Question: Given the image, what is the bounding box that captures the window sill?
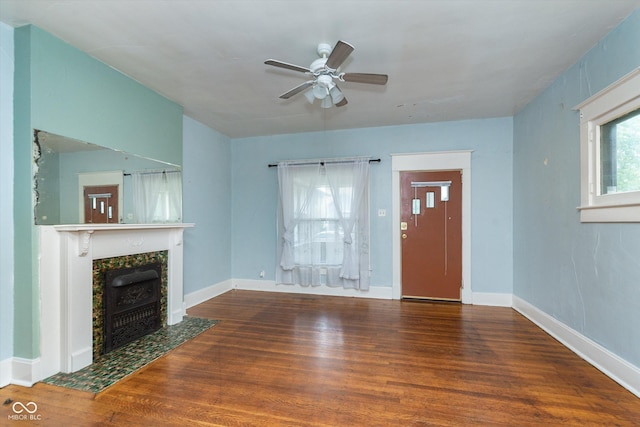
[577,203,640,223]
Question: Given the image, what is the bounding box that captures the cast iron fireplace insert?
[103,263,162,354]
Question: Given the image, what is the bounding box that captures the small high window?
[576,68,640,222]
[600,108,640,196]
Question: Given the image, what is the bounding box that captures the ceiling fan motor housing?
[310,57,328,73]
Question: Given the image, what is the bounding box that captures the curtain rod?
[123,170,181,176]
[268,158,381,168]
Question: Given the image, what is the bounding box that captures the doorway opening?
[78,171,123,223]
[83,185,118,223]
[391,151,472,303]
[400,170,462,300]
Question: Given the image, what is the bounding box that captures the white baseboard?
[70,347,92,374]
[10,357,41,387]
[1,357,11,388]
[170,307,187,325]
[184,279,234,309]
[512,296,640,398]
[193,281,509,305]
[234,279,394,299]
[472,292,513,307]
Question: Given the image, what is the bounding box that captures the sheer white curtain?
[276,158,370,290]
[324,159,370,284]
[132,171,182,223]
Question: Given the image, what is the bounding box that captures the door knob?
[402,233,407,239]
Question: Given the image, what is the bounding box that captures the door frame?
[391,151,472,303]
[78,171,123,223]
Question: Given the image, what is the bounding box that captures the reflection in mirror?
[33,130,182,225]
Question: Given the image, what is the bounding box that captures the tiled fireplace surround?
[92,251,168,359]
[38,223,193,382]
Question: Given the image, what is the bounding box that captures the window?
[294,182,348,267]
[600,108,640,195]
[576,67,640,222]
[131,171,182,223]
[276,159,370,290]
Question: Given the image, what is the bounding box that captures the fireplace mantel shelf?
[53,223,195,232]
[49,223,194,257]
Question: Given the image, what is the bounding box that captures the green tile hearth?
[42,316,218,394]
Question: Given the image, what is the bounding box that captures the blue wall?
[231,118,514,294]
[513,10,640,367]
[27,26,183,164]
[182,116,232,294]
[12,25,183,359]
[0,22,15,367]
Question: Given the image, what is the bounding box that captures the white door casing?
[391,151,472,302]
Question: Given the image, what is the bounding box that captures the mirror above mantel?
[33,130,182,225]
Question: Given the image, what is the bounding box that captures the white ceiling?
[1,1,639,138]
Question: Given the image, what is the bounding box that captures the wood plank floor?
[2,290,639,426]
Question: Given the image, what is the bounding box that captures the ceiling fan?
[265,40,388,108]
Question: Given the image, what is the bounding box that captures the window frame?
[575,67,640,222]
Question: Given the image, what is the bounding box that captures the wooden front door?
[400,170,462,300]
[83,185,118,223]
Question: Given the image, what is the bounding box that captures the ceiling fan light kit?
[329,86,345,105]
[265,40,388,109]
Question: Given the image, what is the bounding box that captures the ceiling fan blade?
[325,40,354,70]
[265,59,311,73]
[330,84,348,107]
[342,73,388,85]
[279,81,315,99]
[335,96,348,107]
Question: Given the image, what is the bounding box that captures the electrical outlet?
[378,209,386,217]
[259,270,265,278]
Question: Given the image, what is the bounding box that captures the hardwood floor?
[2,290,638,426]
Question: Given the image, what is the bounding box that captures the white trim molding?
[194,283,508,307]
[184,279,234,309]
[77,171,124,224]
[472,292,513,307]
[10,357,41,388]
[575,67,640,222]
[391,151,473,302]
[234,279,394,300]
[513,296,640,398]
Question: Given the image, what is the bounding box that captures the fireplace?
[103,262,162,354]
[38,223,193,382]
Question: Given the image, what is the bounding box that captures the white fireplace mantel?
[38,223,194,380]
